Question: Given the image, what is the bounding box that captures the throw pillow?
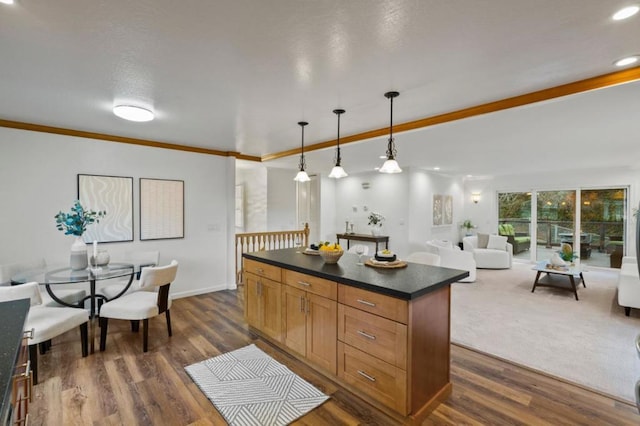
[487,235,508,250]
[477,233,490,248]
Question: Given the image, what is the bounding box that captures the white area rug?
[451,262,640,403]
[185,344,329,425]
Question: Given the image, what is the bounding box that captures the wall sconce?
[471,193,481,204]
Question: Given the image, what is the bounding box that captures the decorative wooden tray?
[365,259,407,269]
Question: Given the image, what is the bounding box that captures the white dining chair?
[99,260,178,353]
[99,250,160,300]
[0,282,89,384]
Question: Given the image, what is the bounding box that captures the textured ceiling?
[1,1,639,176]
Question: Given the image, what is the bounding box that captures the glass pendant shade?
[329,108,348,178]
[294,170,311,182]
[379,158,402,173]
[380,91,402,174]
[293,121,310,182]
[328,165,348,178]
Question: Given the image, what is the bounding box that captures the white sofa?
[425,240,476,282]
[462,235,513,269]
[618,256,640,317]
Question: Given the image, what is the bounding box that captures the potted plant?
[367,212,385,236]
[55,200,106,270]
[461,219,475,236]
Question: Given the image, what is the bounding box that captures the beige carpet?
[451,262,640,403]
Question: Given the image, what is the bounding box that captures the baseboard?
[172,284,230,299]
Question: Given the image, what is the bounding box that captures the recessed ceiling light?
[374,167,380,170]
[0,0,15,4]
[466,174,473,178]
[434,167,440,171]
[113,105,154,122]
[612,5,639,20]
[379,155,387,159]
[614,55,639,67]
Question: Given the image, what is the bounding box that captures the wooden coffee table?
[531,261,586,301]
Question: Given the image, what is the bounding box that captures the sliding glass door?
[536,190,576,263]
[499,187,627,268]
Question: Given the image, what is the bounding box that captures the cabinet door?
[244,273,261,329]
[283,285,307,356]
[260,277,282,342]
[306,293,337,374]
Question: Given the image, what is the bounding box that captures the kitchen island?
[242,248,468,424]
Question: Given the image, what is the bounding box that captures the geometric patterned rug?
[185,344,329,425]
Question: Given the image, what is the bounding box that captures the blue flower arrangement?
[54,200,106,236]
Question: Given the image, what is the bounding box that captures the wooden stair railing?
[235,223,309,285]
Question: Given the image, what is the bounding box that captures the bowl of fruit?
[318,243,344,264]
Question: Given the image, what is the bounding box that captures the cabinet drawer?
[338,304,407,369]
[337,342,407,415]
[284,270,337,300]
[338,285,408,324]
[243,259,282,282]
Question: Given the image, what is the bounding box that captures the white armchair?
[462,235,513,269]
[618,259,640,316]
[425,240,476,282]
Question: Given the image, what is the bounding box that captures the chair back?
[406,252,441,266]
[347,245,369,256]
[0,258,46,286]
[0,281,43,306]
[138,260,178,291]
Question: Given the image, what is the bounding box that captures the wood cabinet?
[244,271,283,342]
[337,286,409,414]
[10,331,32,425]
[282,270,337,374]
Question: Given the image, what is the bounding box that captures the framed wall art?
[433,194,443,226]
[140,178,184,240]
[78,174,134,243]
[433,194,453,226]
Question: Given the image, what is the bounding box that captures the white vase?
[70,236,88,270]
[550,252,566,267]
[371,226,382,236]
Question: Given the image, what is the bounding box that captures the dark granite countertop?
[243,248,468,300]
[0,299,29,423]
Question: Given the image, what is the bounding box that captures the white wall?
[267,168,297,231]
[463,167,640,257]
[236,162,267,232]
[0,127,232,297]
[330,169,464,257]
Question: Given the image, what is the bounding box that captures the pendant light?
[328,109,348,179]
[293,121,311,182]
[379,91,402,173]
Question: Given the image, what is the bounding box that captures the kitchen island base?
[243,249,466,424]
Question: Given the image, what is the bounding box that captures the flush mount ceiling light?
[328,109,348,179]
[293,121,311,182]
[614,55,639,67]
[113,105,154,122]
[612,5,639,20]
[379,91,402,174]
[0,0,15,4]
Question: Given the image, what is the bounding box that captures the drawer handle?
[357,330,376,340]
[297,281,311,287]
[357,370,376,382]
[24,328,35,339]
[357,299,376,307]
[256,268,264,274]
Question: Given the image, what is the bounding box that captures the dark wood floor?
[29,289,640,425]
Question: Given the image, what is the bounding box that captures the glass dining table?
[12,262,145,353]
